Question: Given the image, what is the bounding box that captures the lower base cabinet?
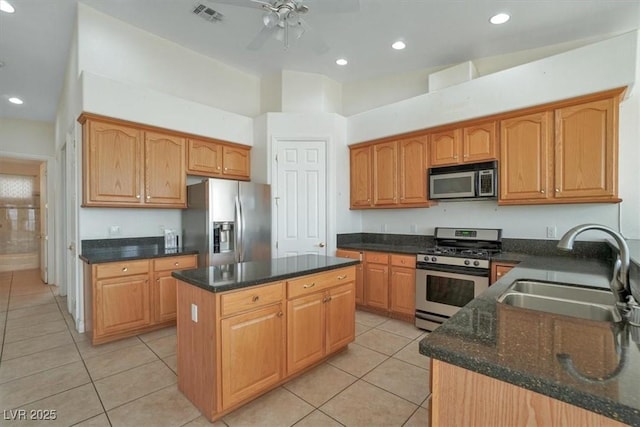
[95,274,151,335]
[177,266,356,422]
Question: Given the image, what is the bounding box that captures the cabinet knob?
[224,167,228,171]
[497,272,503,276]
[555,188,560,193]
[303,282,316,289]
[122,267,128,272]
[337,275,347,280]
[136,194,141,199]
[277,311,284,317]
[454,155,458,159]
[540,189,545,194]
[217,166,221,170]
[463,154,468,158]
[252,295,260,302]
[156,278,160,283]
[174,262,179,266]
[146,195,151,199]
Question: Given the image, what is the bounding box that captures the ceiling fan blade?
[247,25,276,50]
[299,18,329,54]
[305,0,359,13]
[207,0,270,10]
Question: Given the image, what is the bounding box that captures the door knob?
[319,242,325,248]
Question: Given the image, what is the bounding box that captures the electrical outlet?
[546,226,557,238]
[191,304,198,323]
[108,225,121,236]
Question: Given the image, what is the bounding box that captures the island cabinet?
[429,121,497,167]
[187,138,251,181]
[84,254,197,345]
[176,266,356,422]
[499,89,622,205]
[349,135,430,209]
[431,360,626,427]
[80,115,187,208]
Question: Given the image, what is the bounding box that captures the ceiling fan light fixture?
[336,58,348,66]
[392,40,406,50]
[0,0,15,13]
[489,13,510,25]
[263,11,280,28]
[8,97,23,105]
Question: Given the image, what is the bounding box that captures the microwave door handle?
[474,173,480,197]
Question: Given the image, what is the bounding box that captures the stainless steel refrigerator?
[182,179,271,267]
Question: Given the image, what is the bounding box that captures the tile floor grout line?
[358,376,426,408]
[313,407,348,427]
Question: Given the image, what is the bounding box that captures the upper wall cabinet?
[499,90,621,205]
[187,138,251,181]
[81,115,186,208]
[430,121,497,167]
[350,135,430,209]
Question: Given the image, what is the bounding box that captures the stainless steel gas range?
[415,227,502,331]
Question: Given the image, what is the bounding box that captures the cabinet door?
[221,304,284,409]
[145,131,187,207]
[390,266,415,316]
[154,271,177,323]
[287,292,326,374]
[365,262,389,310]
[555,98,617,199]
[222,145,250,179]
[350,146,372,207]
[85,120,143,205]
[463,121,497,163]
[499,112,553,202]
[490,262,517,284]
[372,141,398,206]
[398,136,428,204]
[430,129,462,166]
[326,283,356,354]
[187,138,222,176]
[95,274,150,336]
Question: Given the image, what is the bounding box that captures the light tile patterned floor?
[0,269,431,426]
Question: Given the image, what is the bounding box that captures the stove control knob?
[473,261,480,266]
[464,260,470,266]
[431,257,437,262]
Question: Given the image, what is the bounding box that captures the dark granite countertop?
[172,255,360,293]
[419,255,640,425]
[79,236,198,264]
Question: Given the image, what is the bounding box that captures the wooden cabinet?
[177,267,356,422]
[81,115,186,208]
[430,122,497,167]
[85,254,197,344]
[372,141,398,206]
[335,249,364,305]
[221,303,285,408]
[187,138,251,181]
[364,252,389,310]
[350,136,429,209]
[499,90,621,205]
[490,261,518,284]
[389,255,416,317]
[152,255,198,323]
[286,268,356,374]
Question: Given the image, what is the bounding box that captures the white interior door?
[39,162,48,283]
[65,134,78,320]
[275,139,327,257]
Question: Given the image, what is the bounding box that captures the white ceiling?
[1,0,640,123]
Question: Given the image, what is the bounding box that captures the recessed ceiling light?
[0,0,15,14]
[8,97,23,105]
[336,58,348,66]
[392,41,406,50]
[490,13,510,25]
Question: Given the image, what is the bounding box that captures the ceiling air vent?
[192,3,223,22]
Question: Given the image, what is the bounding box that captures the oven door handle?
[417,263,489,277]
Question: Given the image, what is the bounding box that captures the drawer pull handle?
[303,283,316,289]
[252,295,260,302]
[337,275,347,280]
[122,267,128,272]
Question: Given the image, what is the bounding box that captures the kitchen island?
[420,255,640,426]
[172,255,359,422]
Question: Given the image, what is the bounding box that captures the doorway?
[273,139,328,257]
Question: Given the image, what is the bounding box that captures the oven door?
[415,266,489,318]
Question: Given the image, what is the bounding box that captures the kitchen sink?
[497,279,621,322]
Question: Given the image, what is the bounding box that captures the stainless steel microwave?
[428,161,497,201]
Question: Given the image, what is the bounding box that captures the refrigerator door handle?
[235,195,244,262]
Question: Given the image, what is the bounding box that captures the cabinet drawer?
[221,282,284,317]
[287,267,354,299]
[390,254,416,268]
[95,260,149,279]
[335,249,362,261]
[154,255,197,272]
[364,252,389,264]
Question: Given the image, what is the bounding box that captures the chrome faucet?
[557,223,630,308]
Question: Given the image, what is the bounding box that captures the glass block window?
[0,174,34,199]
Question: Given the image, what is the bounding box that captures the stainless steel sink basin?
[497,279,621,322]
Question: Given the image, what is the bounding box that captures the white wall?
[281,71,342,114]
[0,118,55,156]
[347,31,640,240]
[77,4,261,118]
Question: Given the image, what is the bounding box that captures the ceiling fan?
[209,0,359,53]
